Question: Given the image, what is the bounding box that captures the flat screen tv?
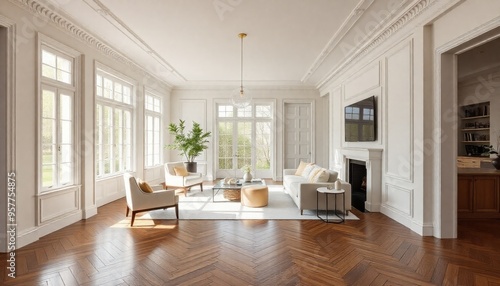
[344,96,376,142]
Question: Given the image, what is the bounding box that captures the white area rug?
[144,185,359,220]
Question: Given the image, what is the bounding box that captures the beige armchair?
[164,162,203,196]
[123,173,179,226]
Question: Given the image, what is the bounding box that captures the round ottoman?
[241,185,268,207]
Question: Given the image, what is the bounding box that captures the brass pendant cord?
[239,33,246,93]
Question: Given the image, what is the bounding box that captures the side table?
[316,187,345,223]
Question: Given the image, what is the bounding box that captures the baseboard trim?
[381,204,433,236]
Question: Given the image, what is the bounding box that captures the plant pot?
[492,156,500,170]
[185,162,197,173]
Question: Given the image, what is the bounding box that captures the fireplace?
[349,159,367,212]
[341,148,382,212]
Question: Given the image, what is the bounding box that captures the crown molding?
[8,0,173,90]
[316,0,438,90]
[82,0,186,82]
[174,80,317,91]
[301,0,375,83]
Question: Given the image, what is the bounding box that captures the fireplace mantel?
[341,148,383,212]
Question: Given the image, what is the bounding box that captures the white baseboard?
[380,204,433,236]
[17,210,83,249]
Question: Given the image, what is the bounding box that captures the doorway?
[283,102,314,169]
[438,25,500,238]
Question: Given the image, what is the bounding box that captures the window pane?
[42,90,55,118]
[256,105,271,118]
[123,86,131,104]
[237,106,252,117]
[61,121,72,144]
[42,119,56,145]
[103,78,113,98]
[114,82,122,102]
[59,163,72,185]
[42,165,55,187]
[58,71,71,84]
[42,50,56,66]
[57,57,71,73]
[60,145,72,163]
[60,94,72,120]
[256,122,271,169]
[42,64,56,80]
[218,105,233,117]
[42,145,55,164]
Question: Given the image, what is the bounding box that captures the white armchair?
[123,173,179,226]
[164,162,203,196]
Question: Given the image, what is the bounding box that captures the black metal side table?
[316,187,345,223]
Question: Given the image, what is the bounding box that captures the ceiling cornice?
[173,80,317,90]
[316,0,438,90]
[82,0,186,82]
[301,0,375,83]
[8,0,173,90]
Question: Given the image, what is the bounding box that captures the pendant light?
[231,33,252,108]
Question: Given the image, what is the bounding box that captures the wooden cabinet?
[457,174,500,218]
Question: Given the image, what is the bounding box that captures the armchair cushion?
[137,179,154,193]
[174,166,189,176]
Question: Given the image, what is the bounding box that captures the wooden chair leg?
[175,204,179,219]
[126,206,130,217]
[200,183,203,192]
[131,211,137,226]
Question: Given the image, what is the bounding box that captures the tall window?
[216,102,273,178]
[40,44,77,191]
[144,92,162,167]
[95,69,133,178]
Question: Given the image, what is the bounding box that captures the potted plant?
[166,119,211,172]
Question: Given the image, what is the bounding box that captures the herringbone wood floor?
[2,189,500,285]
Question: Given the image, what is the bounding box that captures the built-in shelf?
[462,128,490,131]
[459,102,490,156]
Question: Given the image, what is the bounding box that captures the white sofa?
[283,167,352,215]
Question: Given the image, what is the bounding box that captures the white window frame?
[95,64,135,179]
[144,90,163,168]
[37,34,80,193]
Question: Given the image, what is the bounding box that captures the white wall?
[0,0,170,250]
[321,0,500,238]
[170,87,324,181]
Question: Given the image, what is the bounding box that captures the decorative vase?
[492,156,500,170]
[243,172,252,182]
[334,180,342,190]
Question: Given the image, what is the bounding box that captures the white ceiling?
[46,0,412,88]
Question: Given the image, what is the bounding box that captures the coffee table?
[212,179,266,202]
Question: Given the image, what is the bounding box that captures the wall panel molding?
[384,40,414,182]
[383,183,413,217]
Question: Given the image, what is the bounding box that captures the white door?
[284,103,312,168]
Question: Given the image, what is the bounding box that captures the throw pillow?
[295,161,310,176]
[311,169,330,183]
[307,166,322,182]
[138,180,153,193]
[174,166,189,176]
[301,163,316,178]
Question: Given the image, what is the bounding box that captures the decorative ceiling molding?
[8,0,173,90]
[317,0,438,90]
[301,0,375,83]
[82,0,186,82]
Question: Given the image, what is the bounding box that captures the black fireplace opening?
[349,159,367,212]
